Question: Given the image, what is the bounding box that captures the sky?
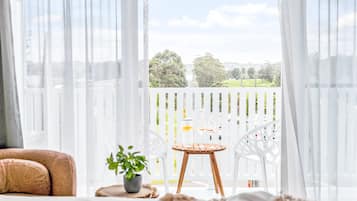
[149,0,282,64]
[21,0,283,64]
[19,0,357,64]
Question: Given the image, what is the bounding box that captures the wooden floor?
[155,186,267,200]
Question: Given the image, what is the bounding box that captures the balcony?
[22,84,281,187]
[149,87,281,185]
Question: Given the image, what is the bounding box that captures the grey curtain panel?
[0,0,23,148]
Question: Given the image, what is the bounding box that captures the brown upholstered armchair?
[0,149,76,196]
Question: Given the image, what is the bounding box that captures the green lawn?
[222,79,276,87]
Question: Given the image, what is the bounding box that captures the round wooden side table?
[172,144,226,196]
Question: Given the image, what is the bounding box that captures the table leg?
[177,152,189,193]
[210,153,224,196]
[210,157,219,194]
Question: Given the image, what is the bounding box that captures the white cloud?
[217,4,278,16]
[149,31,281,63]
[156,3,281,63]
[168,16,201,27]
[167,3,278,29]
[204,9,252,28]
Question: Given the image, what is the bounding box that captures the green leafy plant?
[106,145,150,181]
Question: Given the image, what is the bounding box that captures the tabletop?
[172,144,226,154]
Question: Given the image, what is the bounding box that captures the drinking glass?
[181,118,193,147]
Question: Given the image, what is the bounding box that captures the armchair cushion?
[0,159,51,195]
[0,149,76,196]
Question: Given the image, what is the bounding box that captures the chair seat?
[240,153,279,164]
[0,159,51,195]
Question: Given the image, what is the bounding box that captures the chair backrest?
[148,130,168,158]
[234,120,280,162]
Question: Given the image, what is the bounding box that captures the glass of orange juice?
[181,118,194,147]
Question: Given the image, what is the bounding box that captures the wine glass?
[196,109,206,144]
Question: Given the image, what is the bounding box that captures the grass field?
[222,79,276,87]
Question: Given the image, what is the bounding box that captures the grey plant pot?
[123,174,142,193]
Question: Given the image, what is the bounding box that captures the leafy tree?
[193,53,226,87]
[241,68,246,79]
[149,50,187,87]
[258,68,265,80]
[226,70,233,79]
[273,65,281,86]
[247,67,255,79]
[258,64,274,82]
[275,71,281,86]
[231,68,241,80]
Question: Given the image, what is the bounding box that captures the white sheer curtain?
[15,0,148,195]
[280,0,357,200]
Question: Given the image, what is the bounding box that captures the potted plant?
[106,145,150,193]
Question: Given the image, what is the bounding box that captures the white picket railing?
[149,88,281,183]
[23,86,281,184]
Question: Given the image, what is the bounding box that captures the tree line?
[149,49,280,88]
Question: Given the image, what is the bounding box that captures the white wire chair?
[232,120,280,194]
[149,130,169,193]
